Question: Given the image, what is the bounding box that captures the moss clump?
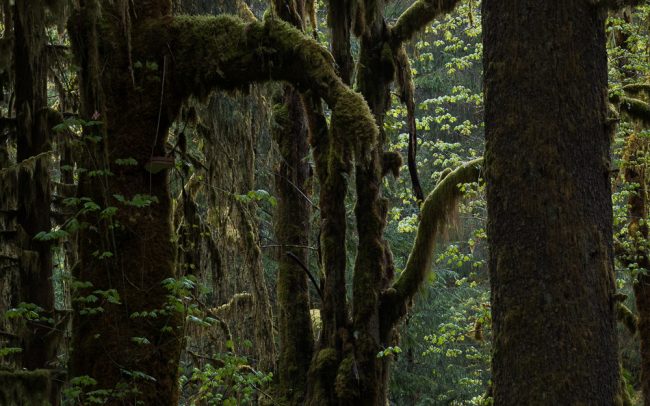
[335,355,359,400]
[330,87,378,163]
[313,348,337,371]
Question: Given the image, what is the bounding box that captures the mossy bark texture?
[271,2,315,403]
[484,1,619,404]
[13,0,57,372]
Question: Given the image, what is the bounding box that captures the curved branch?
[381,158,483,329]
[136,15,378,162]
[391,0,463,45]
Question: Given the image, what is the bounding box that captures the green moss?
[620,96,650,122]
[330,87,378,163]
[313,348,337,371]
[390,159,483,325]
[335,355,359,399]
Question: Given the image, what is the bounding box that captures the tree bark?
[483,1,619,404]
[13,0,57,371]
[69,2,182,403]
[270,2,315,402]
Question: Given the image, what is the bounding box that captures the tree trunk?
[13,0,58,371]
[273,86,314,403]
[483,1,619,404]
[69,1,183,403]
[270,2,316,403]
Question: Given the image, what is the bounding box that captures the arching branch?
[136,15,378,163]
[381,158,483,330]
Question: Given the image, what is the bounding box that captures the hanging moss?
[381,151,402,178]
[379,42,396,82]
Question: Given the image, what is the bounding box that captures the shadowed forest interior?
[1,0,650,405]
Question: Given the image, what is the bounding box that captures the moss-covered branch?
[382,158,483,328]
[620,96,650,122]
[390,0,463,45]
[136,15,377,162]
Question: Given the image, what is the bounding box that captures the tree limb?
[137,15,378,163]
[381,158,483,330]
[391,0,463,45]
[620,96,650,122]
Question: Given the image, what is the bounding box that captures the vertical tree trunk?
[69,1,183,403]
[270,2,315,403]
[483,2,619,404]
[13,0,57,371]
[200,92,276,371]
[273,87,314,403]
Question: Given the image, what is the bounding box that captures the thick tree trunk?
[483,1,619,404]
[69,2,182,403]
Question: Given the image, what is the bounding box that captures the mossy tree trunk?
[69,1,183,403]
[304,1,474,404]
[270,3,316,399]
[173,0,277,375]
[483,1,619,403]
[196,93,276,370]
[273,85,315,403]
[13,0,58,371]
[625,133,650,406]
